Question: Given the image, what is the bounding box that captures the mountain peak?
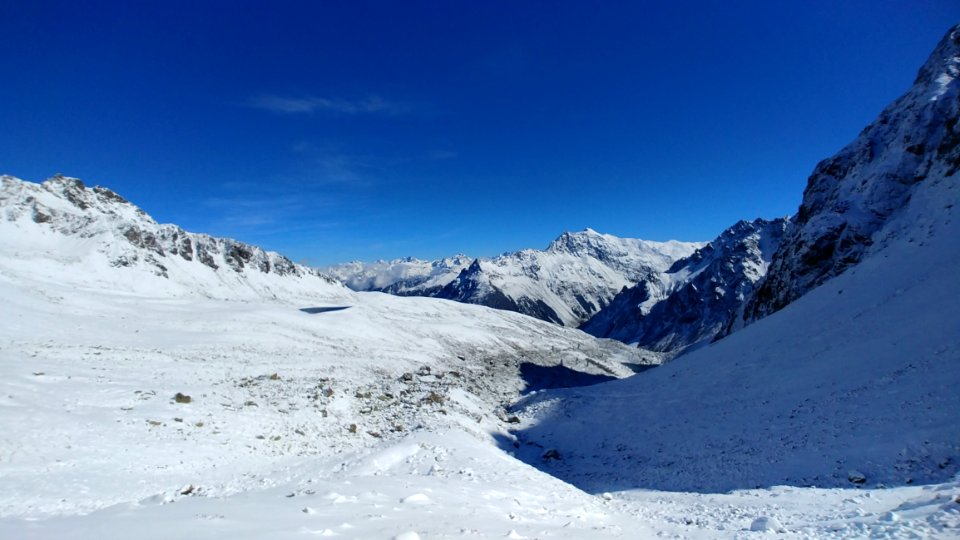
[913,24,960,99]
[742,23,960,325]
[546,228,608,254]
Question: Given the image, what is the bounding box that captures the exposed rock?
[583,218,788,354]
[740,25,960,327]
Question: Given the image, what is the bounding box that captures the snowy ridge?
[333,228,703,327]
[0,174,348,302]
[436,230,702,327]
[513,156,960,493]
[741,24,960,326]
[328,229,702,328]
[324,254,473,296]
[582,218,788,353]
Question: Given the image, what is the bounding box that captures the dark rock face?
[577,284,653,344]
[740,24,960,326]
[582,218,788,354]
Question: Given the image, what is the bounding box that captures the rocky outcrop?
[0,174,341,298]
[739,24,960,326]
[432,230,701,327]
[582,218,788,353]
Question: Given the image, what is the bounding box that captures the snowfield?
[2,272,958,539]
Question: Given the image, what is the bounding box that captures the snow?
[326,228,704,328]
[2,174,958,539]
[506,132,960,534]
[324,255,473,294]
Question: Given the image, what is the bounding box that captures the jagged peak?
[913,24,960,99]
[546,228,611,253]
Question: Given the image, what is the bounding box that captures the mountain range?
[327,218,794,355]
[1,22,958,540]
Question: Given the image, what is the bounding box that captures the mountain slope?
[332,229,702,327]
[0,174,348,302]
[582,217,788,353]
[511,24,960,493]
[324,254,473,296]
[740,24,960,326]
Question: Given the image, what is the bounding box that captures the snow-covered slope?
[327,230,701,328]
[323,254,473,296]
[510,25,960,498]
[0,174,348,302]
[433,229,702,326]
[740,24,960,327]
[583,218,788,353]
[0,174,649,521]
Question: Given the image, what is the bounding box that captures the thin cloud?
[248,94,413,116]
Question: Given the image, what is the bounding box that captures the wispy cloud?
[202,193,331,230]
[248,94,413,116]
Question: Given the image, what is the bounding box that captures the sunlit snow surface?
[1,277,957,539]
[1,181,958,538]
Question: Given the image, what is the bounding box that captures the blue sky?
[1,1,958,266]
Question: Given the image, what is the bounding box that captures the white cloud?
[248,94,412,115]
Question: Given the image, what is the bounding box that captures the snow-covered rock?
[326,229,702,327]
[583,218,788,353]
[749,516,784,533]
[324,254,473,296]
[0,174,347,302]
[739,24,960,327]
[510,24,960,494]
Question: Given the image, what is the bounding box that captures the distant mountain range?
[325,230,705,330]
[582,217,789,352]
[325,24,960,358]
[325,220,793,355]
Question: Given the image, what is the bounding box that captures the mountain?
[324,254,473,296]
[510,24,960,496]
[582,217,788,353]
[0,174,348,302]
[436,230,702,326]
[328,229,702,327]
[737,24,960,328]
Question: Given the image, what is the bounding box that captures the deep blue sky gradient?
[2,1,958,265]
